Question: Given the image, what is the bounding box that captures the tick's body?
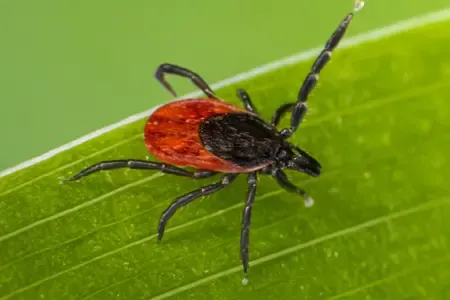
[65,3,364,283]
[145,98,279,173]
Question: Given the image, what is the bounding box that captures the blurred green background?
[1,0,449,171]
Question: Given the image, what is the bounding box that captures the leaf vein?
[0,189,285,299]
[327,255,450,300]
[77,203,300,300]
[147,197,450,300]
[0,134,142,198]
[0,173,163,243]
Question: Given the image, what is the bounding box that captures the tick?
[65,1,364,283]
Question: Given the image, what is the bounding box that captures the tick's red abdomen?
[144,98,256,173]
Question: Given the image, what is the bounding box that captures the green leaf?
[1,19,450,300]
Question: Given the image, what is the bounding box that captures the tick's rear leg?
[155,63,218,99]
[236,89,259,115]
[63,159,217,182]
[157,173,239,241]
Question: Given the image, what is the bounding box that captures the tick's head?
[275,143,321,177]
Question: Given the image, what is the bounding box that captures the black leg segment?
[157,173,239,241]
[240,172,257,277]
[272,168,314,207]
[236,89,259,115]
[64,159,217,182]
[280,4,362,138]
[271,103,294,127]
[154,63,218,99]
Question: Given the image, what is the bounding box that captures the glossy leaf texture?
[1,20,450,300]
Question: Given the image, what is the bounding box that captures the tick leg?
[280,3,363,138]
[271,103,294,127]
[158,173,239,241]
[236,89,259,115]
[271,167,314,207]
[154,63,218,99]
[240,172,257,278]
[63,159,217,182]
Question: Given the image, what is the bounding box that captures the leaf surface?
[1,19,450,300]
